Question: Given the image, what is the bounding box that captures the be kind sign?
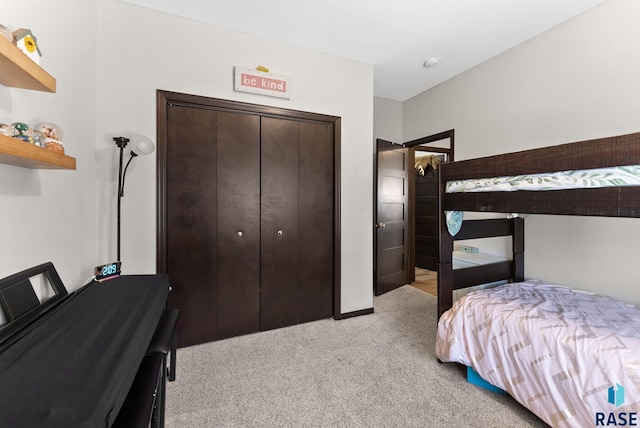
[234,66,291,99]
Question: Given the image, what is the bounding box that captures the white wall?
[96,0,374,313]
[373,97,403,144]
[403,0,640,304]
[1,0,98,290]
[0,0,374,314]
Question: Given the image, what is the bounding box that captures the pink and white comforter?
[436,280,640,427]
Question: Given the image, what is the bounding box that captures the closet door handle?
[277,230,283,236]
[376,223,386,229]
[237,231,244,237]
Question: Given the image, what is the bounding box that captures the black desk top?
[0,274,170,428]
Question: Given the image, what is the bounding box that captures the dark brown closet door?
[260,117,334,330]
[216,111,261,339]
[166,106,261,346]
[298,121,334,323]
[166,105,218,347]
[260,117,300,330]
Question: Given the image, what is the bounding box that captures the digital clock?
[94,261,121,281]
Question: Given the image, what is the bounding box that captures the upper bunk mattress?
[445,165,640,193]
[436,280,640,427]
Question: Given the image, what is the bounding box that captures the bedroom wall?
[374,97,403,144]
[402,0,640,304]
[96,0,375,314]
[1,0,98,290]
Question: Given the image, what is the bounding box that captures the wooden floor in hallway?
[410,268,437,296]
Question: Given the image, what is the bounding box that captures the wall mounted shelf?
[0,36,56,92]
[0,135,75,169]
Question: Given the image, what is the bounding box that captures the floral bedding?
[444,165,640,235]
[446,165,640,193]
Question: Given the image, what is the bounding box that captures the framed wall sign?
[234,66,291,99]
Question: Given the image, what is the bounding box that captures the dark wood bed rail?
[439,132,640,217]
[437,218,524,318]
[442,186,640,217]
[440,132,640,181]
[436,131,640,318]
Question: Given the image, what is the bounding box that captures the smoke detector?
[423,57,439,68]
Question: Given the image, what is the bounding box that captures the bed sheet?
[452,250,507,268]
[436,280,640,427]
[445,165,640,193]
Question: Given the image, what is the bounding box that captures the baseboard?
[334,307,374,320]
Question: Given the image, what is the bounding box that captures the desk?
[0,274,170,428]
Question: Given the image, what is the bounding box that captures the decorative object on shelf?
[0,133,76,169]
[11,122,33,143]
[32,129,45,147]
[34,122,64,153]
[0,24,11,42]
[0,30,56,92]
[113,135,155,262]
[12,28,41,64]
[0,123,11,137]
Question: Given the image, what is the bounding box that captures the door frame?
[404,130,455,283]
[373,130,454,289]
[155,90,343,318]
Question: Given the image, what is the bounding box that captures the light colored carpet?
[165,285,547,427]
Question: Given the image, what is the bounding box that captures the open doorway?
[404,130,454,297]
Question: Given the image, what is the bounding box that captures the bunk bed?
[434,132,640,427]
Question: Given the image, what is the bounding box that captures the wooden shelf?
[0,134,75,169]
[0,36,56,92]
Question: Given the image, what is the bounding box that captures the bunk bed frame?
[437,131,640,318]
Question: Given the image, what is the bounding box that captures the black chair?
[112,353,165,428]
[147,309,180,381]
[113,308,179,428]
[146,308,180,428]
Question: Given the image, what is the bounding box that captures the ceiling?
[123,0,608,101]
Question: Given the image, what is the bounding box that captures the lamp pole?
[113,137,130,262]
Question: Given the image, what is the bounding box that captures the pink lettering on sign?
[241,73,287,93]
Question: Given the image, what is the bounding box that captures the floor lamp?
[114,136,155,262]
